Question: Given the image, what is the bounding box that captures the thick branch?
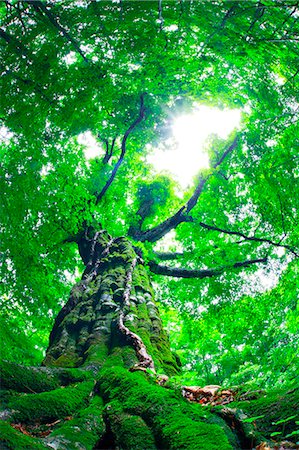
[148,256,267,279]
[131,137,238,242]
[154,251,185,261]
[26,0,89,63]
[199,222,299,258]
[186,137,238,214]
[95,95,146,204]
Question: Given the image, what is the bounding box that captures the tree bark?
[43,228,180,376]
[1,231,298,449]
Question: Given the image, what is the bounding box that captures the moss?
[9,381,94,424]
[103,346,139,370]
[50,353,81,368]
[82,337,109,367]
[0,359,59,393]
[228,387,299,439]
[54,367,93,385]
[0,421,46,449]
[106,400,157,450]
[205,411,241,449]
[0,389,19,410]
[133,266,153,294]
[150,333,181,376]
[158,416,232,450]
[98,367,233,450]
[45,396,105,450]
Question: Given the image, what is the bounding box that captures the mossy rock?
[0,421,46,449]
[8,381,94,424]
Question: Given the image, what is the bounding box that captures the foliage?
[0,0,298,391]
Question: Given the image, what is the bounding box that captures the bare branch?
[131,137,238,243]
[95,95,146,205]
[199,222,299,258]
[149,256,267,279]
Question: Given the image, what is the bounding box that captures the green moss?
[0,389,19,409]
[205,412,240,449]
[50,353,81,368]
[0,421,46,449]
[0,359,59,393]
[54,367,93,385]
[159,416,232,450]
[46,397,105,450]
[133,266,153,293]
[106,400,157,450]
[82,338,109,367]
[9,381,94,424]
[150,333,181,376]
[98,367,233,450]
[103,346,139,369]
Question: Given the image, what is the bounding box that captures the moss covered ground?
[1,358,298,449]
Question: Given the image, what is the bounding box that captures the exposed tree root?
[117,257,156,372]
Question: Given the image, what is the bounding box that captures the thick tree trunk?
[43,229,180,376]
[1,229,298,449]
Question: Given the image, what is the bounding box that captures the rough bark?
[1,359,298,450]
[1,230,297,450]
[43,229,180,376]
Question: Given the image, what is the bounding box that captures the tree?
[1,1,299,449]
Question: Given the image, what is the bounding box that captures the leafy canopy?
[0,1,298,386]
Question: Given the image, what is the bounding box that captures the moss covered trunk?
[1,229,298,449]
[43,229,180,375]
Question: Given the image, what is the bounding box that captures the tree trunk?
[43,229,180,376]
[1,229,298,449]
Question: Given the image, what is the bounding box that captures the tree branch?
[131,136,238,242]
[186,136,238,214]
[154,251,185,261]
[148,256,267,279]
[95,95,146,205]
[198,222,299,258]
[100,136,116,164]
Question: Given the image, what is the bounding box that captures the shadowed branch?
[148,256,267,279]
[198,222,299,258]
[26,0,89,63]
[95,95,146,205]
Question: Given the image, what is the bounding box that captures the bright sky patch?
[148,105,241,188]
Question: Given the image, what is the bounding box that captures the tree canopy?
[1,0,299,390]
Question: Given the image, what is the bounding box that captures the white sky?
[78,131,103,159]
[147,105,241,187]
[79,105,241,187]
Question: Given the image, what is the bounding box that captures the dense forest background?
[0,1,299,449]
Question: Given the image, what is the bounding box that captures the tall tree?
[1,1,298,449]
